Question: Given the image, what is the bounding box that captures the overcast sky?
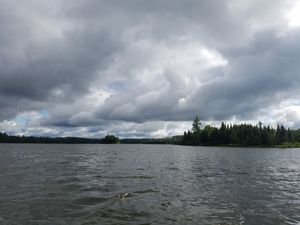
[1,0,300,138]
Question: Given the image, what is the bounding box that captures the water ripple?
[0,144,299,225]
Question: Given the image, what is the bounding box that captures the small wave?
[81,186,111,192]
[134,189,159,194]
[72,196,111,205]
[167,167,179,171]
[198,171,249,178]
[56,177,81,184]
[95,175,154,179]
[286,219,300,225]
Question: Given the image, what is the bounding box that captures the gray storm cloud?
[1,0,300,137]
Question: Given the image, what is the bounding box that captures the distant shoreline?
[0,139,299,148]
[0,132,171,145]
[2,117,300,148]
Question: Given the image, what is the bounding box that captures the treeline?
[181,116,300,147]
[2,118,300,147]
[0,133,122,144]
[0,132,102,143]
[0,130,184,144]
[121,136,182,144]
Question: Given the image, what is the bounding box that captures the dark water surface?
[0,144,300,225]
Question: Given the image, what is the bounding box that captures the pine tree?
[192,116,201,144]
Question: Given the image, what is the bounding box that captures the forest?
[181,116,300,147]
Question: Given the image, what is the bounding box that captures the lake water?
[0,144,299,225]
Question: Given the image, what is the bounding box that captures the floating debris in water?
[117,192,131,199]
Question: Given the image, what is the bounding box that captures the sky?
[1,0,300,138]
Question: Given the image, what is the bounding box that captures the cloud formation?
[1,0,300,137]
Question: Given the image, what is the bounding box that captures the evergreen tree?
[275,125,281,144]
[287,128,294,142]
[279,125,287,143]
[192,116,201,144]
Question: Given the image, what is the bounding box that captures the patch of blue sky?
[15,109,49,125]
[15,115,29,126]
[106,80,128,92]
[40,109,49,118]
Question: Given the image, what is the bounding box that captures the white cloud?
[287,1,300,27]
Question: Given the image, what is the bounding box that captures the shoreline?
[0,142,299,148]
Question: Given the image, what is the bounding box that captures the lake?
[0,144,299,225]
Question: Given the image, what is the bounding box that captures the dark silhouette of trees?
[0,132,120,144]
[101,134,120,144]
[182,116,298,147]
[192,116,201,144]
[287,128,294,142]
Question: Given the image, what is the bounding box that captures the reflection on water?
[0,144,300,225]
